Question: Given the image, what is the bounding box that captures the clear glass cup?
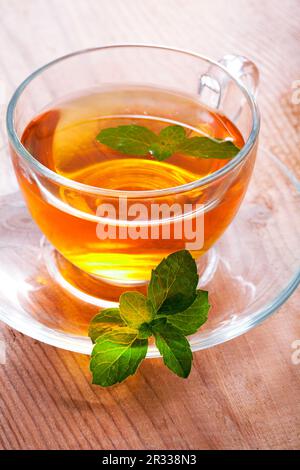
[6,45,260,298]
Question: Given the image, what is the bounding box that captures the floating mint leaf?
[158,124,187,143]
[96,125,156,156]
[148,142,173,161]
[152,323,192,378]
[88,308,124,343]
[90,327,147,386]
[148,250,198,315]
[96,123,239,161]
[119,291,154,328]
[167,290,210,336]
[149,125,187,161]
[178,136,239,159]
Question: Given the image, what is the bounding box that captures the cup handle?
[198,54,259,112]
[218,54,259,97]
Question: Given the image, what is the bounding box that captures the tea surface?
[18,86,250,286]
[22,86,244,191]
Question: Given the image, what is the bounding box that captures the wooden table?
[0,0,299,450]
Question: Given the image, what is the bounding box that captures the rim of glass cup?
[6,44,260,198]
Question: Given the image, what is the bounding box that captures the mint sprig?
[89,250,211,387]
[96,124,239,161]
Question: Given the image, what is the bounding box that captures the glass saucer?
[0,147,299,357]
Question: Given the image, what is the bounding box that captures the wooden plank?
[0,0,299,450]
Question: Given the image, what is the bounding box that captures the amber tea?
[16,86,251,285]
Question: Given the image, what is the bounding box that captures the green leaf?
[148,142,173,161]
[149,125,187,161]
[90,327,148,387]
[96,123,239,161]
[96,125,156,156]
[167,290,210,336]
[148,250,198,315]
[178,136,239,159]
[137,323,153,339]
[87,249,213,387]
[88,308,124,343]
[153,324,192,378]
[149,317,167,330]
[119,291,154,328]
[159,124,187,144]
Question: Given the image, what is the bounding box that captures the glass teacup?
[6,45,260,297]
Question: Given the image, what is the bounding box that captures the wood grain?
[0,0,299,450]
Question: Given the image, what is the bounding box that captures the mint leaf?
[149,125,187,161]
[178,136,238,159]
[88,250,211,387]
[96,125,156,155]
[159,124,187,144]
[137,323,153,339]
[148,142,173,161]
[148,250,198,315]
[88,308,124,343]
[149,317,167,330]
[167,290,210,336]
[96,123,239,161]
[153,324,192,378]
[90,327,147,386]
[119,291,154,328]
